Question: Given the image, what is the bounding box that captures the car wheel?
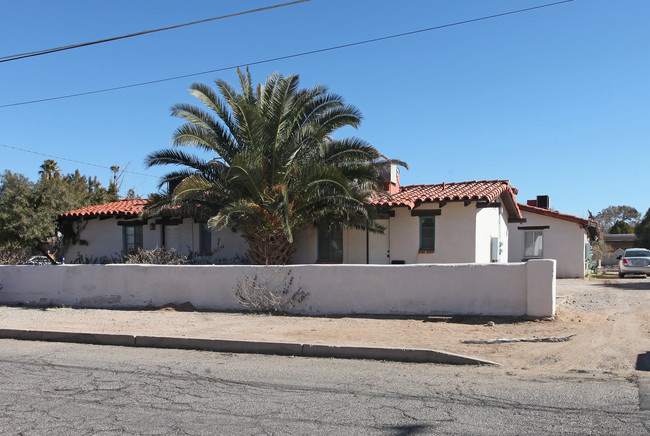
[619,273,625,278]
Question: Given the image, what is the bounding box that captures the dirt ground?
[1,276,648,375]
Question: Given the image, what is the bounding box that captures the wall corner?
[526,259,556,317]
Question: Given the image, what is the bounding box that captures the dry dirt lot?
[1,276,648,375]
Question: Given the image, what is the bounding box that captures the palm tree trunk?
[244,232,297,265]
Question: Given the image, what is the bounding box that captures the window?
[318,226,343,262]
[199,223,212,255]
[419,216,435,251]
[123,225,143,252]
[524,230,543,258]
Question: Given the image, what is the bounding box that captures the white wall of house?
[0,260,556,316]
[63,217,248,263]
[293,227,317,263]
[64,218,126,261]
[507,212,588,278]
[293,203,510,265]
[293,225,370,264]
[475,206,508,263]
[390,202,480,264]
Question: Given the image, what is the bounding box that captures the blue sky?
[1,0,648,219]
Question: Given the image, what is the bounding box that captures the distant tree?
[38,159,61,180]
[0,161,119,262]
[0,171,43,253]
[608,220,635,234]
[593,205,640,233]
[635,208,650,249]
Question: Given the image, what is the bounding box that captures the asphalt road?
[0,340,648,435]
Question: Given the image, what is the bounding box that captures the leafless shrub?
[123,247,186,265]
[233,268,308,314]
[70,245,249,265]
[70,252,123,264]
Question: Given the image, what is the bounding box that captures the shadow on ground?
[592,278,650,291]
[637,352,650,371]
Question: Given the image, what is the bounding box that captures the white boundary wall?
[0,260,556,317]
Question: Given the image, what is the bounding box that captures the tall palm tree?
[38,160,61,180]
[145,69,405,264]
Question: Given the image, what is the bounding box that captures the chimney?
[536,195,550,209]
[380,164,400,195]
[527,196,550,209]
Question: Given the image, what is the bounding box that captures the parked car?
[617,248,650,278]
[27,256,52,265]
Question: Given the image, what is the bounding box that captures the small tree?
[609,220,634,234]
[635,208,650,249]
[590,239,613,267]
[593,205,640,233]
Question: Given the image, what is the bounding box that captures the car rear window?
[625,250,650,258]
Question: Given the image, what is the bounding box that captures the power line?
[0,0,574,109]
[0,143,158,178]
[0,0,311,63]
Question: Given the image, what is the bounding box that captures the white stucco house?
[507,198,599,278]
[59,173,597,277]
[294,179,524,265]
[59,199,248,263]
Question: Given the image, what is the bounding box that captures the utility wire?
[0,0,311,63]
[0,143,158,178]
[0,0,574,108]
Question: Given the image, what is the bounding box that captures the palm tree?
[145,68,405,264]
[38,160,61,180]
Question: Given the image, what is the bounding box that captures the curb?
[0,328,498,366]
[639,377,650,411]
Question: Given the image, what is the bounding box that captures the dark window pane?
[420,217,435,250]
[199,223,211,254]
[318,226,343,261]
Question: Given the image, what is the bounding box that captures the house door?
[368,219,390,264]
[163,225,182,252]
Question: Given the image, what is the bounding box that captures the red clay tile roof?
[371,180,517,209]
[518,203,600,240]
[59,199,149,218]
[518,203,590,225]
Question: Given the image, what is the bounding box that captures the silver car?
[618,248,650,278]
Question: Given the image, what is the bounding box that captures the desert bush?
[70,245,249,265]
[70,252,122,264]
[122,247,186,265]
[0,248,31,265]
[233,268,309,314]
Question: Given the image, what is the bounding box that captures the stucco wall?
[475,206,508,263]
[507,212,587,278]
[292,225,383,264]
[293,203,508,265]
[64,218,248,263]
[0,260,556,316]
[389,203,479,264]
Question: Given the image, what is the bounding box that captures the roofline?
[58,199,149,219]
[371,180,523,222]
[518,203,601,240]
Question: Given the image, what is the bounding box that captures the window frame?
[317,225,343,262]
[122,224,143,252]
[199,223,212,255]
[523,230,544,258]
[419,216,435,252]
